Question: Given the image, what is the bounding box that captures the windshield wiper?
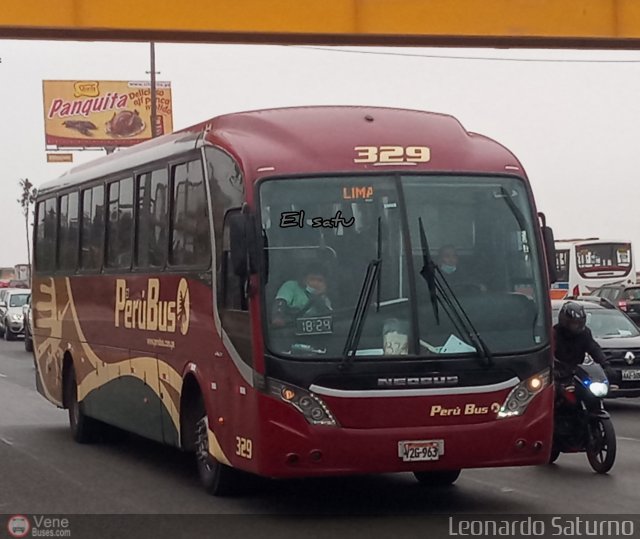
[341,218,383,368]
[418,217,440,324]
[417,218,474,353]
[417,218,493,368]
[341,259,381,368]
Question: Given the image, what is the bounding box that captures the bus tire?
[25,326,33,352]
[413,469,461,486]
[64,364,99,444]
[194,403,238,496]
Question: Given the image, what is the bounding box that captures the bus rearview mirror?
[229,211,258,278]
[542,225,557,284]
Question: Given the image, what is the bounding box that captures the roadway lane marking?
[619,436,640,443]
[1,437,13,446]
[466,477,542,499]
[0,373,7,378]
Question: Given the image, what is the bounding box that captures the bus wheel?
[64,365,99,444]
[414,469,461,486]
[195,412,238,496]
[24,327,33,352]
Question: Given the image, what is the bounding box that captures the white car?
[0,288,31,341]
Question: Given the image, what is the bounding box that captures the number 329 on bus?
[354,145,431,164]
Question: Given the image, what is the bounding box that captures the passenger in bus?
[437,245,486,293]
[271,263,332,327]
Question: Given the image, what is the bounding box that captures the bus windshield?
[576,242,632,277]
[555,249,570,282]
[259,175,548,360]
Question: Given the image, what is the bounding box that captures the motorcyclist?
[553,301,609,383]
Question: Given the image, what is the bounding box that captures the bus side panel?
[217,311,262,471]
[32,273,218,447]
[193,324,262,474]
[31,270,261,462]
[207,366,261,474]
[32,276,68,407]
[157,357,183,447]
[80,345,165,444]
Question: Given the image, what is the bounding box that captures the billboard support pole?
[150,41,158,137]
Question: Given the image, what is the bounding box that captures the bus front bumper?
[252,389,553,478]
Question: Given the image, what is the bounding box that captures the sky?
[1,39,640,269]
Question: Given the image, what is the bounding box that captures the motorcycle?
[550,360,616,474]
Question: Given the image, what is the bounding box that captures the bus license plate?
[398,440,444,462]
[296,316,333,336]
[622,369,640,381]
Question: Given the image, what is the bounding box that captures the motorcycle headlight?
[497,368,551,419]
[588,381,609,397]
[11,314,23,321]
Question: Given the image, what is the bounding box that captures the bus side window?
[80,185,105,271]
[35,198,57,272]
[58,192,79,272]
[169,160,210,267]
[106,178,133,269]
[136,169,168,268]
[221,210,247,311]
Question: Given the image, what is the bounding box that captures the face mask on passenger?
[440,264,456,274]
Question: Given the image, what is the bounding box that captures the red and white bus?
[33,106,556,494]
[551,239,636,299]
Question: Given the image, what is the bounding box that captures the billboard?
[43,80,173,148]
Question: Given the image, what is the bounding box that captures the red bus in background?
[0,267,16,288]
[33,106,556,495]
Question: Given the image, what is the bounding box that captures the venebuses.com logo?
[6,515,71,537]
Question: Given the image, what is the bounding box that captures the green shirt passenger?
[271,265,332,327]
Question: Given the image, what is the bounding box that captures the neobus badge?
[115,278,190,335]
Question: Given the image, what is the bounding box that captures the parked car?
[590,284,640,325]
[0,288,31,341]
[23,295,33,352]
[552,298,640,397]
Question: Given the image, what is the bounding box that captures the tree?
[18,178,38,268]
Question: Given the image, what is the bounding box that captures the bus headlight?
[497,368,550,419]
[268,379,338,427]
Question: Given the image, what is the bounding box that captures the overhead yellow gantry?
[3,0,640,47]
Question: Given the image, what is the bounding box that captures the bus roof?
[39,106,525,196]
[555,239,632,248]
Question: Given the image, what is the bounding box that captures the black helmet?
[558,301,587,335]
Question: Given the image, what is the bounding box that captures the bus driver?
[271,264,333,327]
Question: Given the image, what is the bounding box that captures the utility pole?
[149,42,159,138]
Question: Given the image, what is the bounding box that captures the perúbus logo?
[7,515,30,538]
